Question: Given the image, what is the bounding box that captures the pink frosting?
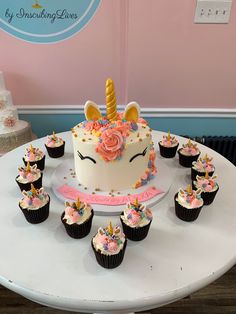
[46,134,63,148]
[65,206,81,223]
[195,176,217,192]
[96,128,124,162]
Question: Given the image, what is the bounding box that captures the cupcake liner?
[158,142,179,158]
[45,141,65,158]
[91,238,127,269]
[23,155,45,171]
[178,150,200,168]
[61,209,94,239]
[192,183,219,206]
[19,196,50,224]
[174,193,203,222]
[191,167,214,181]
[15,173,43,192]
[120,214,152,241]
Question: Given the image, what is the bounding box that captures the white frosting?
[20,194,49,210]
[92,226,126,255]
[120,203,152,228]
[72,123,152,190]
[16,171,41,184]
[63,204,92,225]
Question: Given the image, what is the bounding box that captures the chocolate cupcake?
[23,144,45,171]
[191,154,215,181]
[120,198,153,241]
[178,139,201,168]
[61,198,93,239]
[193,172,219,205]
[91,222,127,269]
[16,162,43,192]
[45,131,65,158]
[158,131,179,158]
[19,184,50,224]
[175,185,204,222]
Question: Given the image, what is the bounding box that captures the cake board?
[52,154,175,215]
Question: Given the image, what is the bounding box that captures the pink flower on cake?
[32,197,43,208]
[115,120,131,137]
[96,128,124,162]
[107,241,119,252]
[3,116,16,128]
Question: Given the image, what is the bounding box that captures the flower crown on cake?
[81,78,148,162]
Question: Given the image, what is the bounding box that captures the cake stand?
[0,131,235,313]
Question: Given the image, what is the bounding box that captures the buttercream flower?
[107,241,118,252]
[115,120,131,137]
[96,128,124,162]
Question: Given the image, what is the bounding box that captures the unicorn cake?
[72,79,156,191]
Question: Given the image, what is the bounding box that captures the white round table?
[0,131,235,313]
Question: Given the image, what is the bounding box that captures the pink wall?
[0,0,236,108]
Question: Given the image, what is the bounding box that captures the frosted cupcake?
[191,154,215,181]
[91,222,127,269]
[178,139,201,167]
[19,184,50,224]
[61,198,94,239]
[45,131,65,158]
[23,144,45,171]
[158,131,179,158]
[175,185,204,221]
[16,162,43,191]
[193,172,219,205]
[120,198,153,241]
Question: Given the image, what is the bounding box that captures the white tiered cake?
[0,71,33,154]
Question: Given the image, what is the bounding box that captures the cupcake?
[91,222,127,269]
[175,185,204,222]
[193,172,219,205]
[19,184,50,224]
[23,144,45,171]
[120,198,153,241]
[61,198,94,239]
[191,154,215,181]
[45,131,65,158]
[158,131,179,158]
[16,162,43,192]
[178,139,201,168]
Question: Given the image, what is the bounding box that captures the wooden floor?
[0,265,235,314]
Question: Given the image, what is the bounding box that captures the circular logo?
[0,0,101,43]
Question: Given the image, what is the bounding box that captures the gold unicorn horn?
[186,184,192,194]
[106,78,117,122]
[107,221,113,235]
[76,197,81,209]
[26,161,31,173]
[167,131,171,140]
[30,144,34,152]
[135,198,139,207]
[205,171,209,179]
[30,184,37,196]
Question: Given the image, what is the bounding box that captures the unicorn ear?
[124,102,140,122]
[84,101,102,121]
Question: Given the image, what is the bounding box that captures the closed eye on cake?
[77,151,96,164]
[129,147,148,163]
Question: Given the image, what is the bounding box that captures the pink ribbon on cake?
[57,185,164,205]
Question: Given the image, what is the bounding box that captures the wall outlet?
[194,0,233,23]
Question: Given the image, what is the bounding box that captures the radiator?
[182,136,236,166]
